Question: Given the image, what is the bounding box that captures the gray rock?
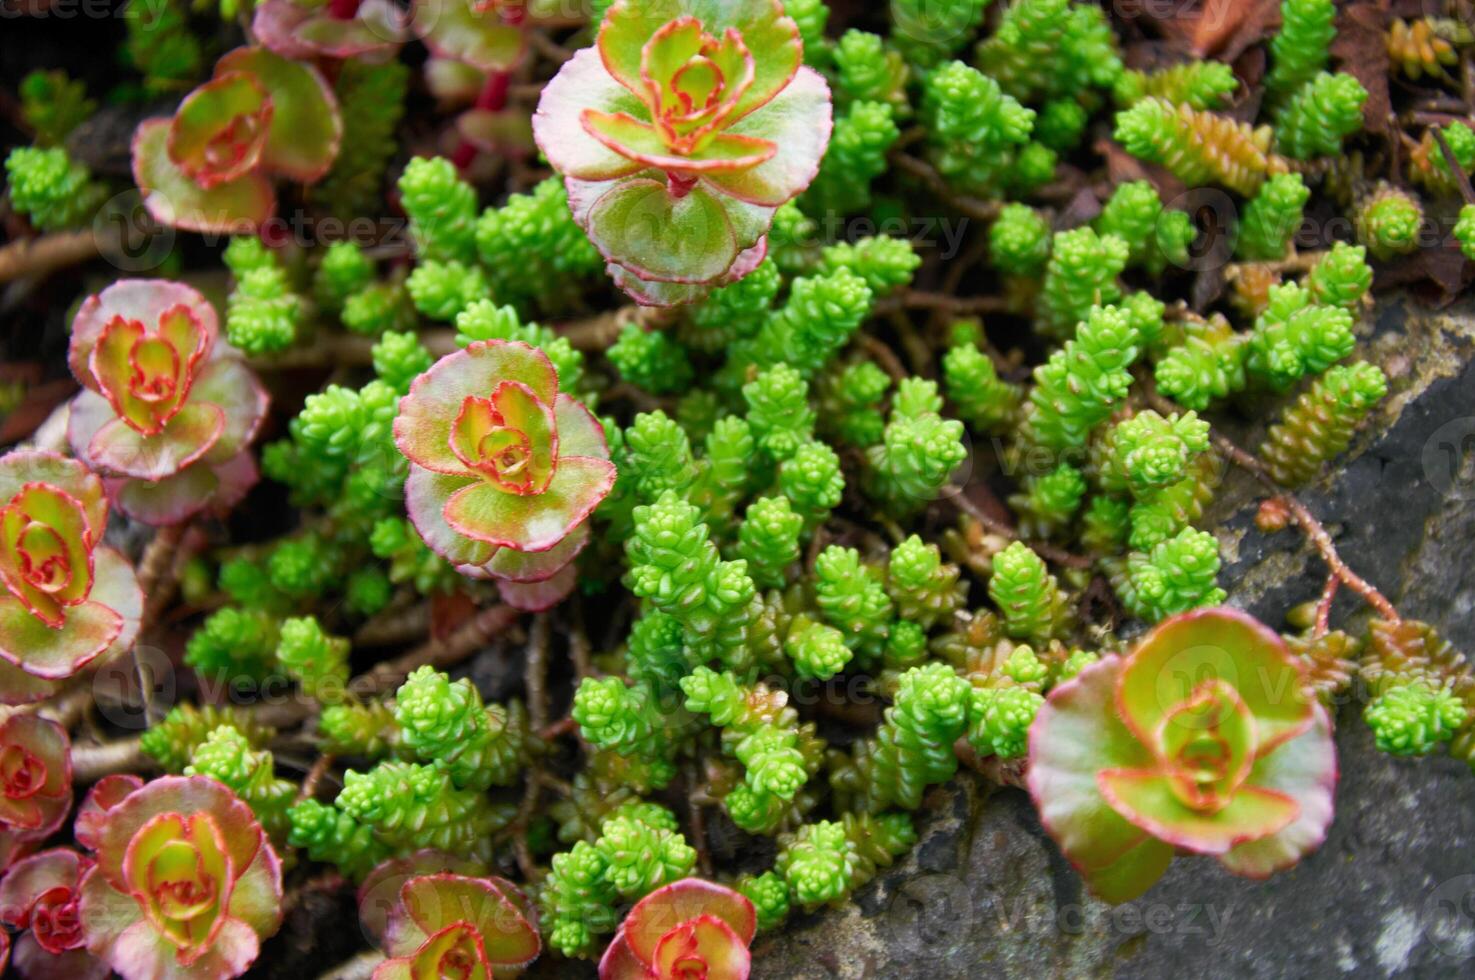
[752,298,1475,980]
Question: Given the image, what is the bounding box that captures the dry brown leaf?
[1148,0,1283,60]
[1331,1,1393,135]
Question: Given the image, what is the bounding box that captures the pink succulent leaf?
[188,358,271,465]
[482,521,589,584]
[132,119,276,234]
[455,108,536,158]
[584,179,739,284]
[110,451,260,528]
[552,395,611,461]
[698,66,831,207]
[605,236,767,307]
[0,661,65,706]
[253,0,406,60]
[1027,656,1157,870]
[412,0,527,73]
[0,599,122,681]
[357,851,488,947]
[1115,607,1314,756]
[621,879,756,967]
[1218,702,1337,878]
[69,281,219,397]
[1096,769,1300,855]
[442,455,615,552]
[405,465,496,569]
[86,403,226,482]
[166,73,274,189]
[495,561,578,611]
[214,47,343,183]
[13,936,111,980]
[394,341,559,476]
[533,48,652,182]
[598,930,650,980]
[76,776,146,852]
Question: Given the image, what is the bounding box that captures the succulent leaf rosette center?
[0,716,73,857]
[534,0,832,306]
[31,884,85,952]
[1028,608,1338,904]
[394,340,615,611]
[0,743,46,806]
[93,304,210,438]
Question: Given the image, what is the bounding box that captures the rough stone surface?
[750,296,1475,979]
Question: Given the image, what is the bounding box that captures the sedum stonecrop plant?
[533,0,833,304]
[10,2,1475,979]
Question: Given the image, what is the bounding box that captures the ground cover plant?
[2,0,1475,976]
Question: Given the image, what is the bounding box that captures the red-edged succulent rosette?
[372,872,540,979]
[1027,607,1337,904]
[132,46,341,233]
[533,0,831,306]
[253,0,408,61]
[77,776,284,980]
[0,716,72,872]
[411,0,526,75]
[0,848,110,980]
[393,340,615,611]
[0,451,143,705]
[599,878,757,980]
[66,279,269,527]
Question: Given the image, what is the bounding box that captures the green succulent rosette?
[1028,607,1337,903]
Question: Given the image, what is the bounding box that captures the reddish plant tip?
[533,0,832,305]
[600,878,756,980]
[1255,498,1292,533]
[1027,607,1337,904]
[394,340,614,610]
[65,280,269,527]
[78,775,283,980]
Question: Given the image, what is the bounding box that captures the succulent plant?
[371,872,541,979]
[1028,608,1336,903]
[0,452,142,704]
[77,776,284,980]
[65,280,269,527]
[533,0,833,304]
[131,46,342,232]
[598,878,757,980]
[0,716,72,871]
[0,847,107,980]
[394,340,615,610]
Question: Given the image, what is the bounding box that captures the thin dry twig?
[349,604,520,696]
[0,227,106,284]
[70,736,152,782]
[946,491,1095,569]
